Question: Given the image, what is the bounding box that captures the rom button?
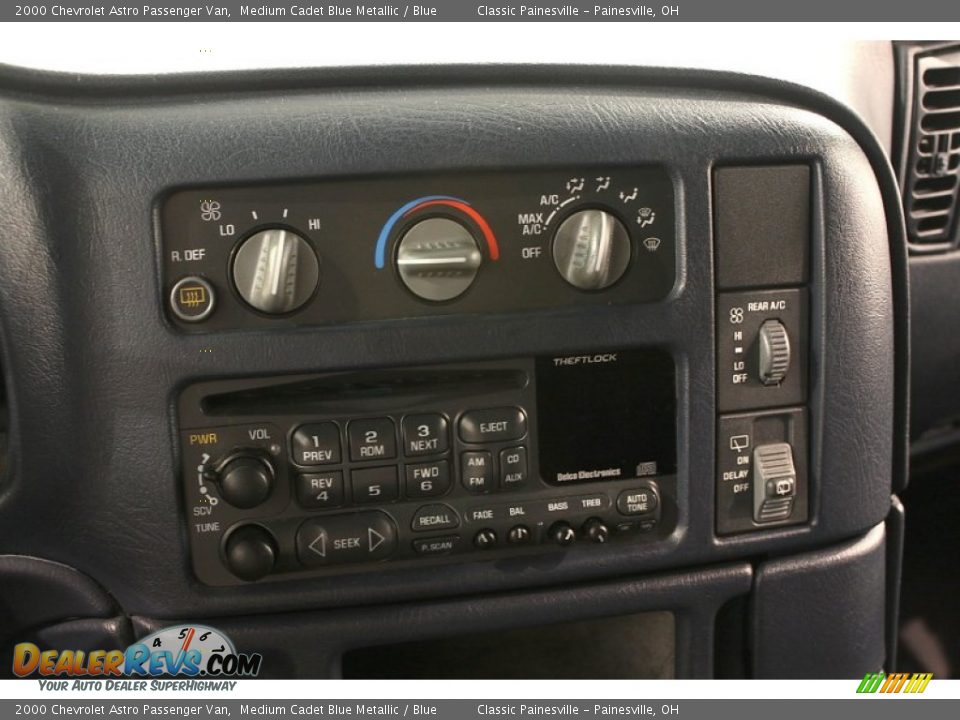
[296,512,398,568]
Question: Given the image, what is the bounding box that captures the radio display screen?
[536,349,677,485]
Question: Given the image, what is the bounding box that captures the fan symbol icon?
[200,200,221,222]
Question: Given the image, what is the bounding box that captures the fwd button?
[296,512,398,568]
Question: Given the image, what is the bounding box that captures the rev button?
[296,512,398,568]
[411,503,460,532]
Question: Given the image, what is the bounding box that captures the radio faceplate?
[179,350,677,586]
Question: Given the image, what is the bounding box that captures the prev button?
[297,512,398,567]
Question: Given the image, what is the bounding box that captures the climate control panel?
[160,168,675,331]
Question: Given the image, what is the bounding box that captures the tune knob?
[216,454,274,509]
[224,525,277,581]
[395,217,482,301]
[552,209,631,290]
[232,228,319,314]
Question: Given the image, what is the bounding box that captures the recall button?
[411,503,460,532]
[617,486,659,516]
[459,407,527,443]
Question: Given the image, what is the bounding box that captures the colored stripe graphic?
[857,672,932,694]
[374,195,499,268]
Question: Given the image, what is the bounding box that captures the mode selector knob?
[214,453,274,509]
[552,209,631,290]
[396,217,482,301]
[232,228,319,314]
[758,319,791,386]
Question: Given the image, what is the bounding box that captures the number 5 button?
[351,466,399,504]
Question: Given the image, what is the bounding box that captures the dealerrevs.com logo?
[13,625,262,684]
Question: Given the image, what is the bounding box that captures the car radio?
[178,349,677,586]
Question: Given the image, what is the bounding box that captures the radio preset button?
[291,423,341,466]
[349,418,397,462]
[297,512,397,567]
[617,485,659,516]
[458,407,527,443]
[405,460,451,498]
[411,503,460,532]
[351,466,399,504]
[499,446,528,490]
[461,451,495,494]
[402,414,450,456]
[296,471,344,509]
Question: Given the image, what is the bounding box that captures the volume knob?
[396,217,482,301]
[232,228,319,314]
[552,209,631,290]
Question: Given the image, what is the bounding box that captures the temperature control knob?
[396,217,482,301]
[552,209,631,290]
[232,228,319,314]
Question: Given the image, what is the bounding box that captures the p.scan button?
[296,512,397,568]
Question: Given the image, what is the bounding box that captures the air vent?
[898,43,960,252]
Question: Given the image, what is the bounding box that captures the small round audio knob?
[549,521,577,547]
[224,525,277,581]
[396,217,482,301]
[232,228,319,314]
[582,518,611,544]
[552,209,631,290]
[217,454,274,509]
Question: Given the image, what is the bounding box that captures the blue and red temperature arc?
[374,195,499,269]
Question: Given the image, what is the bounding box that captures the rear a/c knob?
[396,217,482,301]
[758,319,791,385]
